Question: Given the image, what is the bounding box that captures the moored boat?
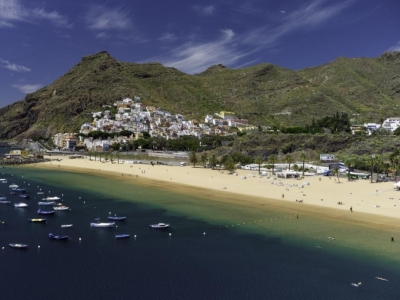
[149,223,170,229]
[115,234,130,239]
[108,215,127,221]
[0,200,11,204]
[43,196,61,201]
[12,188,26,193]
[53,204,69,211]
[0,196,7,200]
[37,209,55,215]
[9,243,28,249]
[38,201,56,205]
[48,233,69,240]
[90,222,115,227]
[61,224,73,228]
[14,202,28,208]
[9,184,18,188]
[28,218,47,223]
[19,194,29,199]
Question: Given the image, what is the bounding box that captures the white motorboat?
[61,224,73,228]
[9,184,19,188]
[43,196,61,201]
[149,223,170,229]
[90,222,115,227]
[53,204,69,211]
[14,202,28,208]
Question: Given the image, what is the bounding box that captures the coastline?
[23,156,400,230]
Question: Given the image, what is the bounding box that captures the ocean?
[1,162,400,299]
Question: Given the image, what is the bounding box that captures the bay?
[0,165,399,300]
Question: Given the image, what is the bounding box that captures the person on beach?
[282,194,284,199]
[391,237,395,242]
[350,206,353,212]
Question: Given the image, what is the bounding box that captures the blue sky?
[0,0,399,107]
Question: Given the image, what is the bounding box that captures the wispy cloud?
[0,0,72,28]
[388,41,400,52]
[193,5,215,16]
[157,29,249,74]
[153,0,354,73]
[12,84,42,94]
[242,0,354,47]
[86,5,132,30]
[158,32,177,42]
[0,58,30,72]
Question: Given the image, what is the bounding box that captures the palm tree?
[343,156,355,181]
[255,157,263,174]
[268,154,278,175]
[284,154,294,171]
[224,157,236,174]
[189,151,198,168]
[200,153,208,167]
[366,155,376,183]
[209,154,217,170]
[299,152,308,178]
[333,166,341,183]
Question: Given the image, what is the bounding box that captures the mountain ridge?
[1,51,400,139]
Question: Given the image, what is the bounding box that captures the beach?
[31,156,400,229]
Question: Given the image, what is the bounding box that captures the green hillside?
[0,51,400,139]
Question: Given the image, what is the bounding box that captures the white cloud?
[242,0,354,48]
[388,41,400,52]
[158,32,177,42]
[279,11,286,14]
[13,84,42,94]
[31,8,72,28]
[0,0,71,28]
[193,5,215,16]
[86,5,132,30]
[0,58,30,72]
[151,0,354,74]
[157,29,249,74]
[96,32,111,39]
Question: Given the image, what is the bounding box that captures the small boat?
[19,194,29,199]
[0,196,7,200]
[90,217,115,227]
[37,209,55,215]
[115,234,130,239]
[12,188,26,193]
[48,233,69,240]
[0,200,11,204]
[38,201,55,205]
[14,202,28,208]
[9,184,19,188]
[53,204,69,211]
[9,243,28,249]
[28,218,47,223]
[149,223,170,229]
[2,180,7,183]
[61,224,73,228]
[108,215,127,221]
[43,196,61,201]
[37,192,44,195]
[90,222,115,228]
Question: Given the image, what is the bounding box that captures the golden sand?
[30,156,400,229]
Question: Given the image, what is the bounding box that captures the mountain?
[1,51,400,139]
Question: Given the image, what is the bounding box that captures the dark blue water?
[0,165,400,299]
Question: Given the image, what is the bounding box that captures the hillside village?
[50,96,400,152]
[52,97,257,151]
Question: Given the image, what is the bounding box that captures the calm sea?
[1,159,400,299]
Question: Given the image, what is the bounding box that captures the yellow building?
[219,111,236,120]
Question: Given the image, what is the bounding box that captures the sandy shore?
[28,156,400,228]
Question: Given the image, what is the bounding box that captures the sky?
[0,0,399,108]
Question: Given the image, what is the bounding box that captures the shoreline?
[20,156,400,230]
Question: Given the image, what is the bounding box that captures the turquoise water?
[1,166,400,299]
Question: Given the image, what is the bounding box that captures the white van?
[179,162,187,167]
